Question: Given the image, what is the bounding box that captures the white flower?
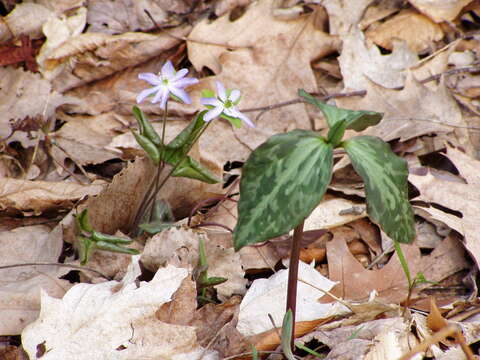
[200,81,255,128]
[136,61,199,109]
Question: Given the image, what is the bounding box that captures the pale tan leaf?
[86,0,189,34]
[0,67,75,144]
[187,0,339,158]
[0,178,105,215]
[237,261,348,337]
[0,225,71,335]
[41,27,190,92]
[50,113,122,166]
[22,258,218,359]
[409,146,480,266]
[366,10,444,53]
[2,3,54,41]
[409,0,473,22]
[336,74,471,150]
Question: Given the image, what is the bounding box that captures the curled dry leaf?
[337,74,471,152]
[338,29,419,90]
[237,261,349,337]
[0,3,54,41]
[366,10,444,53]
[86,0,190,34]
[0,178,105,216]
[50,113,122,166]
[22,257,218,359]
[409,146,480,267]
[409,0,474,22]
[142,227,247,301]
[41,27,190,92]
[0,225,71,335]
[82,156,221,237]
[0,67,75,144]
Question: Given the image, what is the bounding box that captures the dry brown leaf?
[83,157,222,236]
[322,0,375,35]
[327,233,422,303]
[338,29,419,90]
[409,0,473,22]
[299,318,412,360]
[336,74,471,150]
[50,113,122,166]
[22,258,218,359]
[366,10,444,53]
[40,27,190,92]
[0,178,105,215]
[86,0,189,34]
[409,146,480,267]
[191,296,250,358]
[156,277,196,326]
[0,3,54,41]
[141,227,247,301]
[0,67,75,144]
[187,0,339,159]
[0,225,71,335]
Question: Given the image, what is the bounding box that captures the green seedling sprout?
[75,209,139,265]
[195,236,227,304]
[234,89,416,350]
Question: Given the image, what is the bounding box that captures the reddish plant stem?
[286,220,304,352]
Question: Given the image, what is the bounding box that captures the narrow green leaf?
[168,111,207,150]
[172,156,221,184]
[234,130,333,250]
[281,309,296,360]
[327,119,347,147]
[343,136,415,243]
[299,89,383,131]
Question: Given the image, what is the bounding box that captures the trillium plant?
[77,60,254,266]
[233,89,416,348]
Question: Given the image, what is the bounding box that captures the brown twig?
[0,262,112,280]
[144,9,253,50]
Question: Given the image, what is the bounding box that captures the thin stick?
[286,220,305,351]
[0,262,111,280]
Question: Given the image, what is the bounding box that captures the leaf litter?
[0,0,479,359]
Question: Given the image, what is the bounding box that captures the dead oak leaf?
[187,0,339,156]
[409,146,480,267]
[336,74,470,149]
[0,178,105,215]
[409,0,474,22]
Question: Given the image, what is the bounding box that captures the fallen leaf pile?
[1,0,480,359]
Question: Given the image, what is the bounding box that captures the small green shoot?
[75,209,139,265]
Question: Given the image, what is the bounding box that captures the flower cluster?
[137,61,254,128]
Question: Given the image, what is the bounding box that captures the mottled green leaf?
[298,89,383,131]
[343,136,415,243]
[234,130,333,250]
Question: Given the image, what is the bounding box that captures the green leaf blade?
[343,136,415,243]
[234,130,333,250]
[298,89,383,132]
